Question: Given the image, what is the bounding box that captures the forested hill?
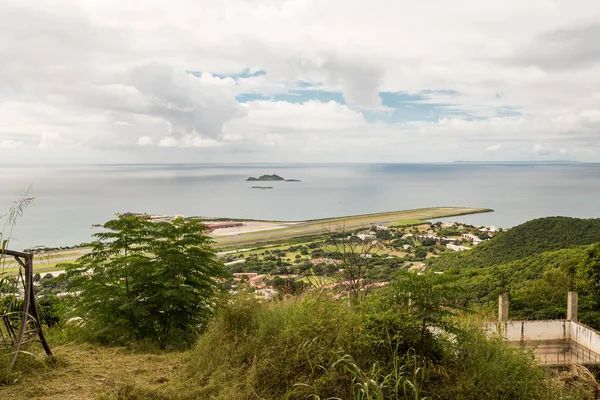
[432,216,600,271]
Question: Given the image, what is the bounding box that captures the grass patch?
[0,342,182,400]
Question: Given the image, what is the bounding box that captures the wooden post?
[5,250,53,370]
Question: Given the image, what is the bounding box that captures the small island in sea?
[246,174,301,182]
[251,186,274,190]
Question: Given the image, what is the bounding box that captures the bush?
[170,292,582,400]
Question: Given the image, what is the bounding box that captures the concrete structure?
[568,291,578,321]
[446,244,470,252]
[489,292,600,365]
[461,233,483,245]
[224,259,246,266]
[355,233,376,241]
[310,258,342,265]
[417,234,457,245]
[205,221,244,231]
[498,294,509,322]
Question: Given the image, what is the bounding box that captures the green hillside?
[448,246,590,318]
[432,216,600,271]
[432,217,600,327]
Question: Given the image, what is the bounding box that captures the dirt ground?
[0,344,182,400]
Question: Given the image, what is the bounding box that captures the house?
[446,244,470,252]
[417,235,456,245]
[255,288,278,300]
[310,258,343,265]
[249,274,266,287]
[355,233,376,241]
[409,263,426,272]
[375,225,389,231]
[233,272,258,279]
[461,233,483,245]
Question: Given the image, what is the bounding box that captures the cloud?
[0,140,23,149]
[512,24,600,71]
[533,143,553,157]
[136,136,153,146]
[1,0,600,163]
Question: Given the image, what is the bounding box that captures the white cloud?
[1,0,600,163]
[136,136,153,146]
[0,140,23,149]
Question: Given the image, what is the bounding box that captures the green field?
[213,207,491,248]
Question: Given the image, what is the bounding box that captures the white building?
[447,244,471,252]
[461,233,483,245]
[355,233,376,241]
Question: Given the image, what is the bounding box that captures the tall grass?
[145,293,586,400]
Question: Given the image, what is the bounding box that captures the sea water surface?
[1,163,599,249]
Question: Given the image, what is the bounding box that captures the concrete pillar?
[567,291,578,321]
[499,294,509,322]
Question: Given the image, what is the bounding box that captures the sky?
[1,0,600,163]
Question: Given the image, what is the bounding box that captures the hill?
[432,216,600,271]
[246,174,285,181]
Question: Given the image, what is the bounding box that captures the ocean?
[1,163,600,250]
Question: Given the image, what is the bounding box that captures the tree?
[390,271,461,346]
[65,215,226,348]
[375,229,392,240]
[585,243,600,303]
[414,248,428,259]
[325,226,378,299]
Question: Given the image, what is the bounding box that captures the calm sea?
[1,163,599,250]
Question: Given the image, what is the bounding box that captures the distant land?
[246,174,301,182]
[452,160,581,164]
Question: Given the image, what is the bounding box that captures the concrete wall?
[486,320,568,342]
[570,321,600,356]
[485,320,600,365]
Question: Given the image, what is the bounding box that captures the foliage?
[387,272,462,346]
[432,217,600,271]
[150,291,581,400]
[64,215,227,349]
[37,294,65,328]
[270,276,307,296]
[325,227,378,299]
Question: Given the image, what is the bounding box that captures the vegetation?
[428,217,600,329]
[432,216,600,271]
[63,215,227,349]
[4,214,600,398]
[115,281,582,400]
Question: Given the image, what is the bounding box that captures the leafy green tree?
[585,243,600,303]
[414,247,428,259]
[65,215,226,348]
[390,271,461,345]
